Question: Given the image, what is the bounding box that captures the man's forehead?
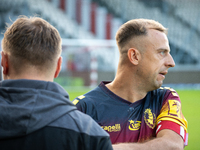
[146,29,169,48]
[147,28,167,37]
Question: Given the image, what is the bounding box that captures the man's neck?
[4,74,54,82]
[105,79,147,103]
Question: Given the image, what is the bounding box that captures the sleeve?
[156,88,188,146]
[72,95,87,113]
[72,94,99,121]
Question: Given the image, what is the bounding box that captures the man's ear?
[54,56,62,78]
[1,51,9,75]
[127,48,141,65]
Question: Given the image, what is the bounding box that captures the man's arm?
[112,129,184,150]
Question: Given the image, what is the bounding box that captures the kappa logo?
[144,108,156,129]
[128,120,141,131]
[101,124,121,132]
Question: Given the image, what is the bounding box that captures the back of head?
[116,18,167,52]
[2,16,62,75]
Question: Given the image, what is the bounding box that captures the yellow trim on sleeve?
[78,95,85,99]
[72,99,79,105]
[156,117,188,132]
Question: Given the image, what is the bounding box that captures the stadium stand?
[0,0,200,65]
[0,0,199,85]
[0,0,94,39]
[94,0,200,67]
[54,0,200,85]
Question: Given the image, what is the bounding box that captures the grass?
[176,90,200,150]
[67,87,200,149]
[65,87,91,101]
[68,90,88,101]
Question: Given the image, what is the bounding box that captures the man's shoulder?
[145,86,180,105]
[72,86,106,104]
[151,86,178,96]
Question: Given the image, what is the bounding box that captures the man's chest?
[95,103,160,144]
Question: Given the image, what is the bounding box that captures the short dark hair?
[2,16,61,71]
[116,19,167,50]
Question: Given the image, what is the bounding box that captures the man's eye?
[160,51,165,56]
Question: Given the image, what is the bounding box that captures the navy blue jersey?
[73,81,188,145]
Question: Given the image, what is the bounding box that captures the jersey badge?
[144,108,156,129]
[168,100,181,117]
[128,120,141,130]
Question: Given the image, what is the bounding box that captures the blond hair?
[116,19,167,51]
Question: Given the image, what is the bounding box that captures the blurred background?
[0,0,200,149]
[0,0,200,89]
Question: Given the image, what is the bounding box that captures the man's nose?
[166,54,175,68]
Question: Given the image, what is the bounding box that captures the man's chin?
[157,81,163,88]
[147,80,163,92]
[153,81,163,90]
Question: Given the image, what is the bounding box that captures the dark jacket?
[0,79,113,150]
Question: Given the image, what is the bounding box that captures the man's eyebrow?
[157,48,170,52]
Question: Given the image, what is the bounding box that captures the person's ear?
[54,56,62,78]
[127,48,141,65]
[1,51,9,75]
